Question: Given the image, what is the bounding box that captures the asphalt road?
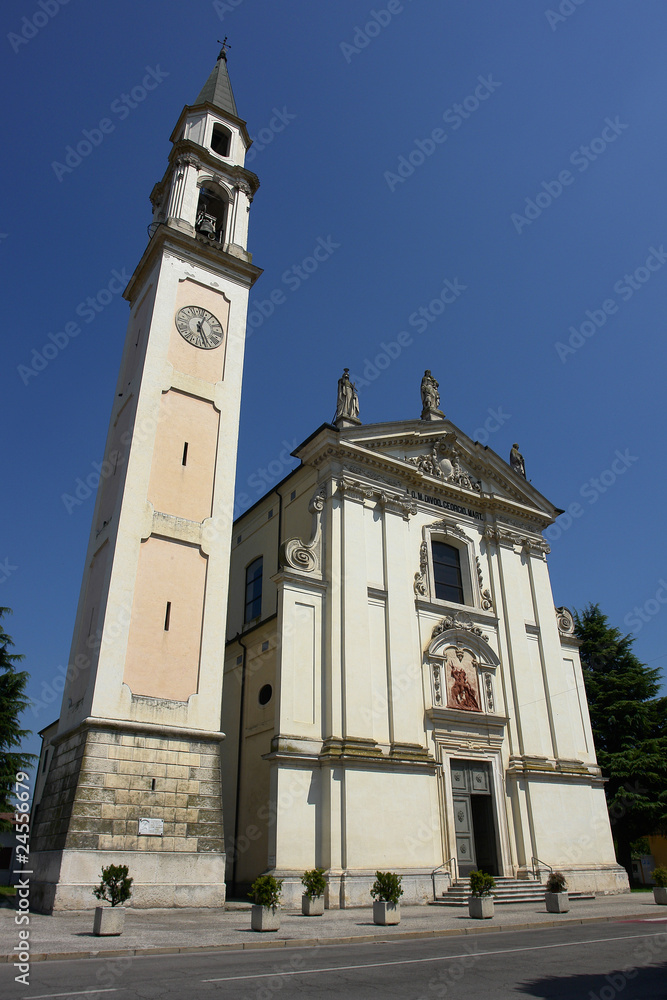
[2,919,666,1000]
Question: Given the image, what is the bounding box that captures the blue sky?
[3,0,667,763]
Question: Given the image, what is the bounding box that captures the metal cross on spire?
[217,37,231,61]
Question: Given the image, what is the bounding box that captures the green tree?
[575,603,667,880]
[0,608,35,815]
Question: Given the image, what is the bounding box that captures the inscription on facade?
[409,491,484,520]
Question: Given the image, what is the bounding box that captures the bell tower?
[31,47,262,911]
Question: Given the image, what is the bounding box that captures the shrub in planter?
[653,866,667,905]
[545,871,569,913]
[92,864,133,936]
[371,871,403,925]
[468,869,495,919]
[249,875,283,931]
[301,868,326,916]
[545,871,567,893]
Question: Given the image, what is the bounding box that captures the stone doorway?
[451,760,499,877]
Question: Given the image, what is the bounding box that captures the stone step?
[430,876,595,907]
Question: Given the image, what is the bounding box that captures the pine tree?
[0,608,35,815]
[575,603,667,880]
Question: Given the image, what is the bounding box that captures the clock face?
[175,305,224,350]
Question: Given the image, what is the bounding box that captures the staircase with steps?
[430,875,595,906]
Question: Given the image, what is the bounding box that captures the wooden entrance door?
[450,760,497,877]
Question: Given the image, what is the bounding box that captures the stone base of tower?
[30,719,226,913]
[30,849,226,911]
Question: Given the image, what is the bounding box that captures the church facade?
[222,377,628,906]
[29,50,628,911]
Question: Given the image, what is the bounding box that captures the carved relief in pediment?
[405,432,481,493]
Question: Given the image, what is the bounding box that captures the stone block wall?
[30,722,226,911]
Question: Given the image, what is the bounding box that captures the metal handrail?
[531,856,553,881]
[431,857,459,900]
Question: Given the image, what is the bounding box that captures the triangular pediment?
[296,419,559,524]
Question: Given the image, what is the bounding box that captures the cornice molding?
[483,524,550,556]
[124,224,263,305]
[335,477,417,519]
[304,436,553,530]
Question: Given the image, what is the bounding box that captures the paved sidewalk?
[0,894,662,961]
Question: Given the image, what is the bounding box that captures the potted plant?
[249,874,283,931]
[301,868,326,916]
[468,870,495,918]
[544,870,570,913]
[652,866,667,905]
[92,864,132,936]
[370,871,403,925]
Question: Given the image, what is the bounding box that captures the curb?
[0,911,655,964]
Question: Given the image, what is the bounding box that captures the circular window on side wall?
[258,684,273,706]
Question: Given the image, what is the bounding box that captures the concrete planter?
[302,894,324,916]
[468,896,494,919]
[373,901,400,925]
[93,906,125,936]
[653,887,667,905]
[545,891,570,913]
[251,904,280,931]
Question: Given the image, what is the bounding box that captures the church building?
[29,49,628,911]
[221,371,628,907]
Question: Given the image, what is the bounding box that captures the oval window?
[258,684,273,706]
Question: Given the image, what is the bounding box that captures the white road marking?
[26,991,118,999]
[201,930,666,983]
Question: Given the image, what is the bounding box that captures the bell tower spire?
[194,38,237,115]
[30,50,262,912]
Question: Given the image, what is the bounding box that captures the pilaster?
[383,506,425,749]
